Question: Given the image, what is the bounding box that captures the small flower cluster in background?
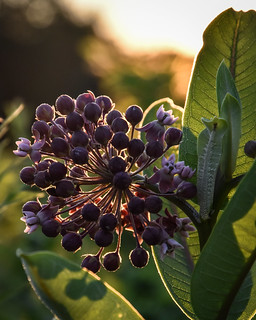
[14,91,196,273]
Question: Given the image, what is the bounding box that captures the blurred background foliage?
[0,0,193,319]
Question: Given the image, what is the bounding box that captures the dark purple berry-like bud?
[49,162,67,181]
[145,141,163,158]
[32,120,50,138]
[164,127,183,147]
[95,125,112,146]
[125,105,143,126]
[142,226,162,245]
[145,195,163,213]
[62,232,82,251]
[176,181,197,199]
[22,201,41,213]
[70,166,86,178]
[37,159,52,171]
[56,94,75,115]
[244,140,256,158]
[106,110,122,125]
[82,203,100,221]
[71,130,89,148]
[102,252,121,271]
[128,139,145,158]
[84,102,101,123]
[42,219,61,237]
[100,213,117,231]
[95,95,113,114]
[108,156,127,174]
[111,117,129,133]
[36,103,54,122]
[55,117,68,130]
[34,170,52,189]
[111,132,129,150]
[76,92,95,113]
[51,137,70,157]
[129,247,149,268]
[55,179,75,198]
[94,229,113,247]
[70,147,88,165]
[128,196,145,215]
[66,111,84,131]
[113,172,131,190]
[20,166,36,185]
[81,255,101,273]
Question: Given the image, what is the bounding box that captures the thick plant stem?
[197,218,215,251]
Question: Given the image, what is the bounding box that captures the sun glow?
[61,0,256,56]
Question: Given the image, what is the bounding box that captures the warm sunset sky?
[62,0,256,56]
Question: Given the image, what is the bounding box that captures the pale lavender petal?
[26,217,39,225]
[179,230,189,238]
[13,150,27,157]
[26,224,39,234]
[136,122,154,132]
[18,142,31,151]
[163,115,179,125]
[160,242,168,260]
[168,154,176,163]
[167,238,184,249]
[18,137,30,144]
[32,138,45,150]
[156,105,165,120]
[161,156,168,167]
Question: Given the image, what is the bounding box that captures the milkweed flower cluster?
[14,91,196,273]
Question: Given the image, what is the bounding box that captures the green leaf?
[216,60,241,113]
[219,93,242,179]
[17,250,144,320]
[197,117,227,219]
[191,160,256,320]
[180,8,256,178]
[152,231,200,320]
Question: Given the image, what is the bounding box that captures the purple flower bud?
[164,127,183,147]
[176,181,197,199]
[244,140,256,158]
[102,252,121,271]
[36,103,55,122]
[84,102,101,123]
[76,91,95,113]
[95,95,113,114]
[56,94,75,115]
[129,247,149,268]
[106,109,122,125]
[125,105,143,126]
[81,255,101,273]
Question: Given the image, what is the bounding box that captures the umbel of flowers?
[14,91,196,273]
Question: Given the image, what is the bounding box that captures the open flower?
[13,131,45,163]
[148,154,194,194]
[137,104,178,144]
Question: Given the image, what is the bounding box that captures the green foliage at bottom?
[18,250,144,320]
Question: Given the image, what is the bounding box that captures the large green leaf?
[191,160,256,320]
[152,230,200,320]
[180,8,256,178]
[17,250,144,320]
